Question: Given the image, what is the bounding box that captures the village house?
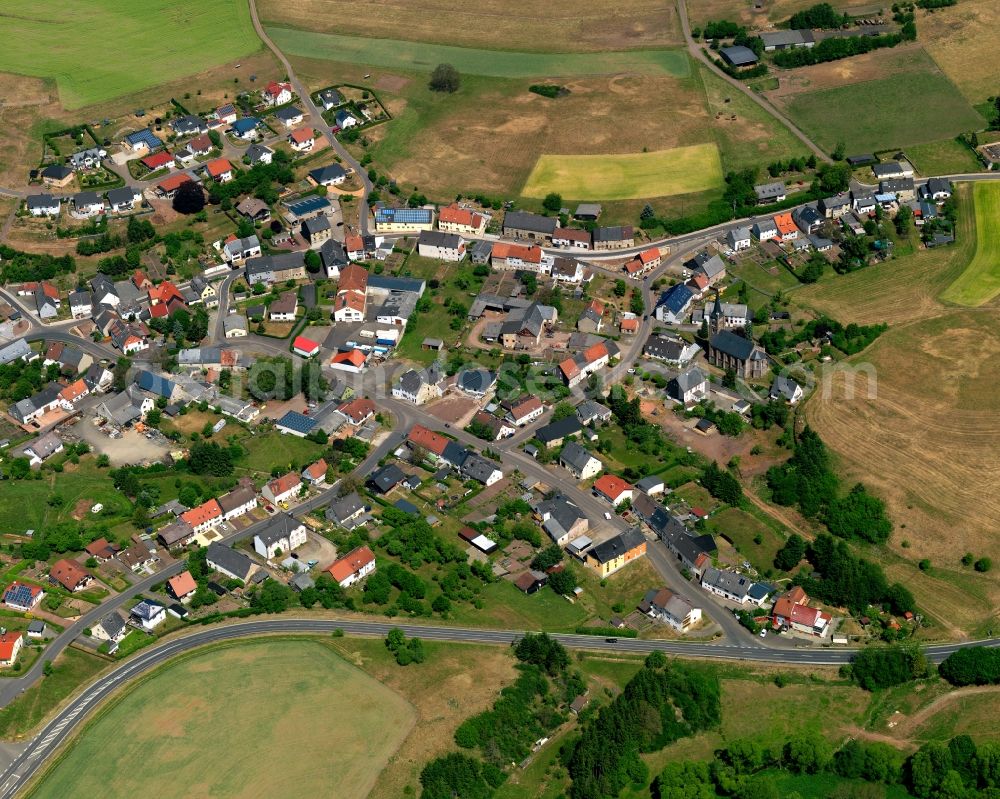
[288,127,315,152]
[167,571,198,603]
[131,599,166,630]
[770,374,804,404]
[505,395,545,426]
[268,291,299,322]
[302,458,328,486]
[326,492,367,529]
[438,203,488,236]
[417,230,465,261]
[392,365,445,405]
[592,225,634,251]
[49,559,93,592]
[26,194,61,217]
[502,210,557,242]
[309,163,347,187]
[40,164,74,187]
[752,218,779,241]
[535,493,589,546]
[643,332,700,365]
[771,586,831,637]
[667,366,708,405]
[2,582,45,612]
[754,182,786,204]
[206,543,256,583]
[559,341,618,388]
[559,441,603,480]
[490,242,550,274]
[326,545,376,588]
[254,513,308,559]
[585,528,646,577]
[0,633,23,668]
[373,205,434,233]
[638,587,702,632]
[576,299,605,334]
[593,474,634,506]
[553,227,592,250]
[726,227,752,252]
[263,81,293,106]
[217,486,258,520]
[535,416,584,449]
[180,499,223,535]
[263,473,302,505]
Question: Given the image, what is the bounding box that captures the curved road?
[246,0,373,235]
[2,617,999,798]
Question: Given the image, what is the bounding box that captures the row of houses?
[26,186,143,218]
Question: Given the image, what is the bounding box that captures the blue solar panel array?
[125,129,162,150]
[276,410,317,435]
[285,196,332,216]
[4,583,36,608]
[375,207,432,224]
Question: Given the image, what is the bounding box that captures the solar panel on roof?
[284,196,332,216]
[276,410,317,434]
[375,207,432,223]
[4,584,35,607]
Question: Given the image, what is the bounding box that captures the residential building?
[535,494,588,546]
[206,542,256,582]
[726,227,752,251]
[760,29,814,50]
[920,177,952,201]
[49,559,93,592]
[773,212,798,240]
[0,633,23,668]
[720,45,759,69]
[254,513,308,559]
[326,545,376,588]
[309,163,347,187]
[469,410,515,441]
[558,341,617,388]
[559,441,603,480]
[107,186,142,213]
[459,453,504,486]
[437,203,488,235]
[288,127,315,152]
[131,600,166,630]
[180,499,222,535]
[217,486,258,521]
[643,333,700,365]
[535,416,583,448]
[274,106,304,128]
[576,299,605,334]
[553,227,592,250]
[639,587,702,631]
[771,587,831,637]
[505,395,544,426]
[392,366,445,405]
[2,582,45,612]
[593,474,634,506]
[755,182,786,204]
[319,239,348,279]
[40,164,73,187]
[700,567,755,604]
[417,230,465,261]
[455,368,495,398]
[654,283,695,324]
[872,160,913,180]
[752,218,779,241]
[223,314,248,338]
[26,194,60,217]
[576,400,612,426]
[91,612,128,644]
[326,492,367,529]
[263,473,302,505]
[23,432,64,466]
[336,397,375,426]
[268,290,298,322]
[167,571,198,603]
[770,374,803,404]
[818,192,852,219]
[373,205,434,232]
[667,366,708,405]
[793,204,824,235]
[585,528,647,577]
[490,242,550,274]
[302,458,328,486]
[263,81,293,106]
[552,257,586,284]
[592,225,634,250]
[502,210,557,241]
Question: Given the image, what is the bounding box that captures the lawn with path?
[940,182,1000,306]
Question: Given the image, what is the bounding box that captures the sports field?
[941,182,1000,306]
[266,28,690,79]
[521,144,723,200]
[29,640,415,799]
[0,0,260,109]
[776,65,984,154]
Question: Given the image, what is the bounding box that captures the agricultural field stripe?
[265,26,689,78]
[521,144,724,201]
[940,182,1000,307]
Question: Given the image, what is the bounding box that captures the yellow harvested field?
[521,143,724,201]
[259,0,683,52]
[920,0,1000,103]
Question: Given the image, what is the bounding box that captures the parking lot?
[69,415,172,465]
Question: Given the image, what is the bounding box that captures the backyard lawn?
[940,181,1000,306]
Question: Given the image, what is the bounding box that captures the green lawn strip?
[906,137,983,176]
[940,182,1000,306]
[0,0,261,109]
[0,647,108,740]
[448,580,588,631]
[267,28,689,79]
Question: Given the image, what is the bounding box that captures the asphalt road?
[2,616,999,799]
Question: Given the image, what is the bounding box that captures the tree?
[429,63,461,93]
[613,279,627,297]
[542,193,562,212]
[774,533,806,570]
[304,249,321,273]
[172,180,205,214]
[251,580,293,613]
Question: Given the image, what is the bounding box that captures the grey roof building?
[206,542,255,582]
[502,210,558,238]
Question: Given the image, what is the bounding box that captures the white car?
[604,512,612,520]
[759,628,768,638]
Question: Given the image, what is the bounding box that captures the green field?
[267,28,690,78]
[906,138,983,176]
[781,71,984,154]
[521,144,723,200]
[0,0,260,109]
[940,182,1000,306]
[29,640,415,798]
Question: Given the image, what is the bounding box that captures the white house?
[327,545,376,588]
[752,219,779,242]
[253,513,308,559]
[130,600,166,630]
[262,473,301,505]
[727,226,752,252]
[559,442,603,480]
[417,230,465,262]
[26,194,60,217]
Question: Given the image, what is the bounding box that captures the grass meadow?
[268,28,690,79]
[779,70,984,154]
[28,640,415,799]
[940,182,1000,306]
[0,0,260,109]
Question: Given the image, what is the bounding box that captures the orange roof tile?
[180,499,222,527]
[168,571,198,598]
[327,545,375,582]
[338,264,368,292]
[289,127,314,144]
[267,472,301,497]
[334,291,366,313]
[338,398,375,424]
[774,213,797,235]
[491,242,542,264]
[0,632,21,662]
[59,379,88,403]
[292,335,320,354]
[142,151,174,170]
[593,474,634,501]
[638,247,660,264]
[158,172,193,193]
[303,459,328,480]
[439,203,485,228]
[407,424,450,455]
[331,349,367,367]
[205,158,232,178]
[345,234,364,253]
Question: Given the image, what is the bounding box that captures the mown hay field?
[29,640,415,799]
[0,0,260,109]
[521,143,724,200]
[260,0,683,52]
